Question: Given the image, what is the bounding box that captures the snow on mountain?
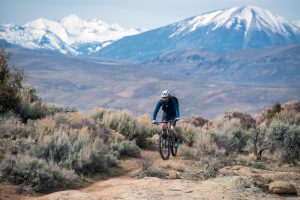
[170,6,297,39]
[98,6,300,61]
[0,15,142,54]
[292,20,300,28]
[0,23,77,54]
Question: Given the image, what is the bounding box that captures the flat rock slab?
[269,181,297,195]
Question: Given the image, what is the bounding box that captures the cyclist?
[152,90,180,147]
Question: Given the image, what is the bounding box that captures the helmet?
[161,90,170,98]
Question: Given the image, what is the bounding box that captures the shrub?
[274,110,300,125]
[212,118,249,154]
[30,130,71,163]
[265,102,282,126]
[110,140,141,158]
[190,130,226,177]
[0,154,78,193]
[175,123,199,146]
[201,156,223,178]
[30,129,114,175]
[136,156,165,178]
[92,109,148,148]
[178,144,194,160]
[193,130,225,160]
[0,113,32,139]
[265,120,300,163]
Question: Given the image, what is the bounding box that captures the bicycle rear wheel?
[159,133,170,160]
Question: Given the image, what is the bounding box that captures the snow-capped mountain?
[98,6,300,61]
[0,15,141,54]
[292,20,300,28]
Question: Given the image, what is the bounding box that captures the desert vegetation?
[0,46,299,197]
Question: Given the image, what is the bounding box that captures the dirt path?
[2,150,299,200]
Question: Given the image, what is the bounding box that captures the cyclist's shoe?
[162,138,167,147]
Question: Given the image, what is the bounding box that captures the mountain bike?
[154,120,178,160]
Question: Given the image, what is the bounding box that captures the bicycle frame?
[154,120,177,160]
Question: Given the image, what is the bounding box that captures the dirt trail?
[2,150,299,200]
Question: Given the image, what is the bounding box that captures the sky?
[1,0,300,29]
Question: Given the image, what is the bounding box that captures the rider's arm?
[152,100,162,120]
[173,98,180,118]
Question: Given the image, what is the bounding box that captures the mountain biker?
[152,90,180,148]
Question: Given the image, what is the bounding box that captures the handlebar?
[152,119,179,125]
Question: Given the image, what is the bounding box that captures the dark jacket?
[152,97,179,120]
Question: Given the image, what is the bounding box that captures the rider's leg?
[170,125,177,141]
[162,123,168,138]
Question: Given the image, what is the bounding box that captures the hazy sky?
[1,0,300,29]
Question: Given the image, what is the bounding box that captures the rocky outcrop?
[282,100,300,112]
[221,111,256,128]
[182,115,209,127]
[255,100,300,126]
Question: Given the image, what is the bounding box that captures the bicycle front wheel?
[159,133,170,160]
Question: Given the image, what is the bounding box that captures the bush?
[175,123,199,146]
[0,155,78,193]
[136,156,165,178]
[212,118,249,154]
[0,113,32,139]
[110,140,141,158]
[179,144,194,160]
[274,110,300,125]
[265,102,282,126]
[201,156,223,178]
[30,129,114,175]
[90,109,148,148]
[265,120,300,163]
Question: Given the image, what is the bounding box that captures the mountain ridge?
[0,15,142,55]
[98,5,300,61]
[1,6,300,61]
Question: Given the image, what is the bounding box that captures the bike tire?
[159,133,170,160]
[170,140,177,156]
[170,132,177,157]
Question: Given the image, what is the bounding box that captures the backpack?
[171,96,179,106]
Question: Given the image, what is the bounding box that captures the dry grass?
[34,116,56,136]
[233,153,256,166]
[157,160,186,172]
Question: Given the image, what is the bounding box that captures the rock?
[169,170,180,179]
[269,181,297,195]
[282,100,300,112]
[182,115,209,127]
[222,111,256,128]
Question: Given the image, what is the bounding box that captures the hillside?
[7,46,300,119]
